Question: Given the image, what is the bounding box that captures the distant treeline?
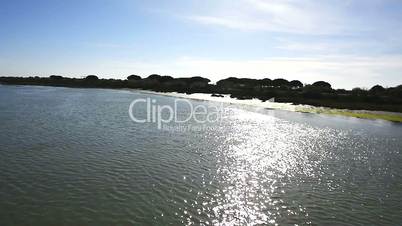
[1,74,402,112]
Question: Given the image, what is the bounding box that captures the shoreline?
[131,89,402,123]
[2,83,402,123]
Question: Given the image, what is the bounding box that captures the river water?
[0,85,401,225]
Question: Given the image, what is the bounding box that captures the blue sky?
[1,0,402,89]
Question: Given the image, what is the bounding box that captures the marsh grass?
[297,107,402,123]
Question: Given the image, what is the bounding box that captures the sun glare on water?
[177,108,334,225]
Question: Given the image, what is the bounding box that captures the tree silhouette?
[158,75,174,83]
[147,74,161,80]
[312,81,331,89]
[187,76,211,83]
[272,78,289,87]
[370,85,385,93]
[49,75,63,80]
[127,75,141,80]
[85,75,99,80]
[216,77,238,87]
[261,78,272,87]
[289,80,303,88]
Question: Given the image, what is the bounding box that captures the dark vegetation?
[1,74,402,112]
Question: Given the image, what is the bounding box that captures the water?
[0,85,401,225]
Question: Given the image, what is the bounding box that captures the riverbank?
[1,82,402,123]
[136,90,402,123]
[1,75,402,113]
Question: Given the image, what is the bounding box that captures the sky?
[1,0,402,89]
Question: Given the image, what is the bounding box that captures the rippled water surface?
[0,85,402,225]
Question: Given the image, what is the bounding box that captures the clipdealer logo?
[128,98,232,130]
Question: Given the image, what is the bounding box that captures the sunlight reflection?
[189,108,329,225]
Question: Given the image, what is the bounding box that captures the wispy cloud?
[190,16,263,31]
[187,0,349,34]
[274,38,390,55]
[2,0,400,89]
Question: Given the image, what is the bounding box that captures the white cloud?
[190,16,264,31]
[188,0,349,34]
[274,38,387,55]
